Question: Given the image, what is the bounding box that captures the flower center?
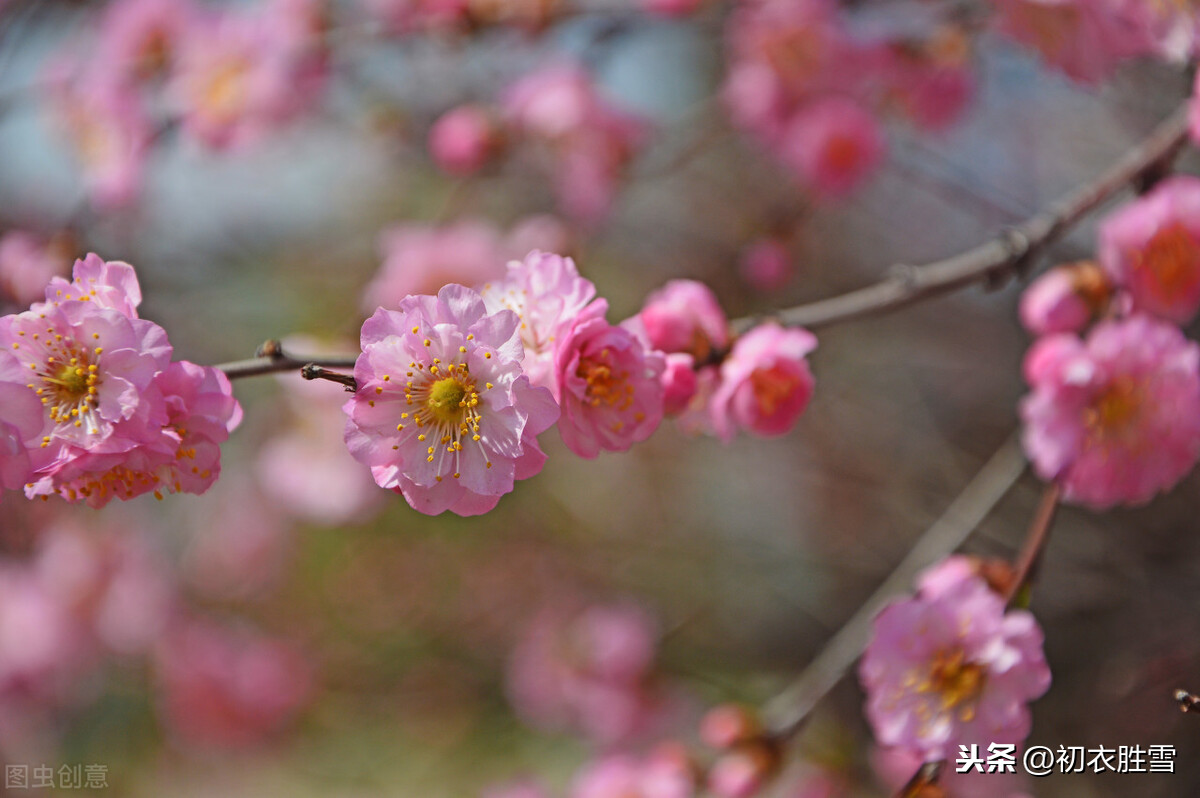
[1083,376,1143,444]
[426,377,468,424]
[750,366,799,416]
[578,351,632,409]
[1135,222,1200,304]
[203,59,249,118]
[37,350,101,430]
[925,648,986,712]
[824,135,861,175]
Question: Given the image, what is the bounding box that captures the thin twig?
[216,339,359,380]
[733,101,1191,334]
[1003,482,1061,606]
[300,364,359,392]
[761,435,1027,741]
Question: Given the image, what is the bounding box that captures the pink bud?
[429,104,502,176]
[1019,261,1111,335]
[739,239,792,292]
[700,703,762,749]
[662,353,699,416]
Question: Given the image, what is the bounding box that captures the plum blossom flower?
[570,747,695,798]
[507,603,666,745]
[97,0,196,83]
[858,559,1051,761]
[154,618,313,748]
[780,97,886,199]
[0,373,42,498]
[482,250,597,391]
[710,323,817,442]
[0,232,70,310]
[25,360,242,507]
[661,353,699,417]
[1020,314,1200,509]
[637,279,730,363]
[1018,261,1112,335]
[1098,176,1200,325]
[989,0,1148,83]
[363,220,506,313]
[344,284,559,516]
[430,104,505,176]
[554,300,665,458]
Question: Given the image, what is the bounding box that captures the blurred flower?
[482,250,597,391]
[874,27,974,132]
[707,743,780,798]
[507,603,667,745]
[780,97,886,199]
[344,285,559,515]
[364,0,470,34]
[430,104,505,176]
[637,279,730,363]
[554,300,665,458]
[739,238,793,293]
[504,214,577,261]
[699,704,762,749]
[0,232,71,310]
[0,367,43,499]
[1020,314,1200,508]
[989,0,1147,82]
[97,0,196,83]
[1018,261,1112,335]
[168,3,327,150]
[1099,176,1200,325]
[505,65,646,222]
[858,558,1050,760]
[661,353,699,417]
[154,618,312,749]
[183,486,292,600]
[570,746,695,798]
[363,220,506,313]
[47,69,152,209]
[710,323,816,442]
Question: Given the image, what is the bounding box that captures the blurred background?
[2,0,1200,795]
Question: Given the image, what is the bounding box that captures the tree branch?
[733,101,1191,334]
[1003,482,1061,606]
[761,434,1028,741]
[216,340,359,380]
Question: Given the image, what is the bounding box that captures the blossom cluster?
[347,249,820,516]
[1018,177,1200,508]
[46,0,330,207]
[721,0,972,198]
[0,254,242,508]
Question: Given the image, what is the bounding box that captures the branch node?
[300,363,358,392]
[888,263,920,292]
[995,227,1034,287]
[256,339,285,360]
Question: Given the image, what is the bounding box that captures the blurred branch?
[216,339,359,380]
[1003,482,1061,606]
[761,434,1027,741]
[733,101,1191,334]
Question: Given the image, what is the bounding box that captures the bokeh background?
[1,0,1199,795]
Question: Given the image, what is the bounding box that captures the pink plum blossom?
[48,72,152,209]
[481,250,597,391]
[1018,261,1112,335]
[570,747,695,798]
[874,29,974,132]
[0,232,70,309]
[1020,314,1200,509]
[504,65,646,222]
[553,300,665,458]
[858,560,1051,761]
[38,252,144,319]
[154,618,313,749]
[637,279,730,362]
[989,0,1148,83]
[363,220,506,313]
[0,370,42,498]
[24,360,242,507]
[780,97,886,199]
[344,284,559,516]
[710,323,817,442]
[661,353,699,417]
[97,0,196,83]
[430,104,504,176]
[739,238,793,292]
[699,704,762,750]
[507,603,666,745]
[1098,176,1200,325]
[168,5,327,150]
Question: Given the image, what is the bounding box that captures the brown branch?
[216,339,359,380]
[761,435,1027,741]
[733,101,1191,334]
[1003,482,1062,606]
